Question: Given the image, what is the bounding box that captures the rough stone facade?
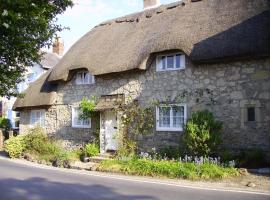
[19,57,270,157]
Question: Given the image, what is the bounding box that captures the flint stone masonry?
[19,57,270,158]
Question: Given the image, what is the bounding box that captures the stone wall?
[19,57,270,156]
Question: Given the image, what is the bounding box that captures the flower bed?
[98,158,239,180]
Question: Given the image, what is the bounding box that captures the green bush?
[84,143,99,157]
[4,136,26,158]
[98,158,238,180]
[184,110,222,156]
[237,148,267,168]
[23,127,49,154]
[0,117,12,136]
[159,146,182,159]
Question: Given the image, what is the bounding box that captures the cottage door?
[103,110,118,151]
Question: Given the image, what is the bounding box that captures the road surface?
[0,158,269,200]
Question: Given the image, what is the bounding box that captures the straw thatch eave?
[13,70,57,111]
[48,0,270,82]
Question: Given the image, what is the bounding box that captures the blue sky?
[56,0,178,53]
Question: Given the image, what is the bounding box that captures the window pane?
[159,107,170,127]
[161,56,166,70]
[76,73,82,84]
[15,112,20,117]
[247,107,255,122]
[167,56,174,69]
[175,54,181,68]
[172,106,184,128]
[40,111,45,127]
[83,72,89,84]
[83,119,90,126]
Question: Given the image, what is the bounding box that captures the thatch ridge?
[48,0,270,82]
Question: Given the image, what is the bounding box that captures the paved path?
[0,158,269,200]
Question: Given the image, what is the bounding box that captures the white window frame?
[30,109,45,127]
[156,104,187,132]
[75,71,95,85]
[72,107,91,128]
[156,53,185,71]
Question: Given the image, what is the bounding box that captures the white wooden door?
[104,110,118,151]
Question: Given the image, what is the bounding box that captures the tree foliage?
[0,0,73,97]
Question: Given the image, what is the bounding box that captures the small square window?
[15,112,20,118]
[156,104,187,131]
[157,53,185,71]
[72,107,91,128]
[247,107,255,122]
[30,110,45,127]
[76,71,95,85]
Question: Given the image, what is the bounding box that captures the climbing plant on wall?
[79,96,98,119]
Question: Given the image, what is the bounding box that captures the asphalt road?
[0,158,269,200]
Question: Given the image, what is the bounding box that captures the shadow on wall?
[190,11,270,62]
[0,177,157,200]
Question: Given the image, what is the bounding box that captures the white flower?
[2,10,8,16]
[3,23,9,28]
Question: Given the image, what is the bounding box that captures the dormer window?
[76,71,95,85]
[156,53,185,71]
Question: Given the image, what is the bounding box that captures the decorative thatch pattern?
[13,70,57,110]
[48,0,270,82]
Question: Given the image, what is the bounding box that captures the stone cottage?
[14,0,270,157]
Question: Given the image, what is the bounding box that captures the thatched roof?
[13,70,57,111]
[48,0,270,82]
[40,52,61,69]
[14,0,270,109]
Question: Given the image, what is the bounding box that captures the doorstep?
[89,156,112,163]
[70,161,99,171]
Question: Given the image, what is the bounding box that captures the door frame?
[99,109,119,154]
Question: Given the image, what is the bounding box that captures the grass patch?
[98,158,239,180]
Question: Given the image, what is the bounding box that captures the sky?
[56,0,179,54]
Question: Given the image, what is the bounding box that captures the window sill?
[72,125,91,129]
[157,68,185,72]
[75,84,95,86]
[156,127,183,132]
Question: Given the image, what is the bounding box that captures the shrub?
[237,148,267,168]
[23,127,49,154]
[98,158,238,180]
[184,110,222,156]
[159,146,182,159]
[4,136,26,158]
[116,139,137,158]
[0,117,12,137]
[84,143,99,157]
